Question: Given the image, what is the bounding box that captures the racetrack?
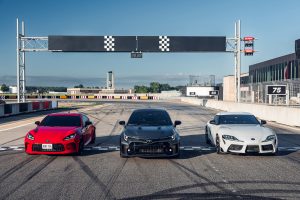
[0,101,299,200]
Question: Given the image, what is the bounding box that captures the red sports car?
[24,113,96,155]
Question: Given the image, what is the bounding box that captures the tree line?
[134,82,185,93]
[0,84,67,93]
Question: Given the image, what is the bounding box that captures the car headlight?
[64,133,76,140]
[222,135,241,141]
[27,133,34,140]
[263,135,276,142]
[171,132,177,140]
[124,133,128,141]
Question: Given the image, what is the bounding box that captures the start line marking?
[0,146,300,152]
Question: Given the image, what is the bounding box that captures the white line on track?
[0,122,34,132]
[1,145,300,152]
[0,104,110,132]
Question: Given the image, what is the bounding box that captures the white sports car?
[205,112,278,155]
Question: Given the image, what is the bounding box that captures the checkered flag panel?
[104,36,115,51]
[159,36,170,52]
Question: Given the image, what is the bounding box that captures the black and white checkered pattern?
[159,36,170,52]
[104,36,115,51]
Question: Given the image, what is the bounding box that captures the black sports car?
[119,108,181,158]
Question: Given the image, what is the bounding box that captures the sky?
[0,0,299,83]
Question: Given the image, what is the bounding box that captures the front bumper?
[120,140,180,157]
[221,139,277,154]
[24,139,79,155]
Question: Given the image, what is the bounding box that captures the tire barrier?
[4,104,12,115]
[32,102,40,110]
[19,103,28,112]
[0,94,161,101]
[0,101,57,117]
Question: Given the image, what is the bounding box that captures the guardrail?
[0,101,57,117]
[0,94,160,100]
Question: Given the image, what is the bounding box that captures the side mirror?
[174,120,181,127]
[35,121,40,126]
[261,120,267,125]
[119,121,126,126]
[85,121,92,127]
[209,120,216,125]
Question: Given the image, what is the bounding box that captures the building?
[296,39,300,59]
[67,88,102,95]
[100,88,131,94]
[9,86,18,94]
[186,75,218,97]
[223,73,249,101]
[249,53,299,83]
[223,39,300,103]
[186,86,216,97]
[248,39,300,84]
[107,71,115,89]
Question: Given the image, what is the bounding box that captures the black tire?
[205,127,211,145]
[216,134,221,154]
[172,144,180,158]
[270,147,278,156]
[90,131,96,144]
[75,140,84,156]
[119,142,129,158]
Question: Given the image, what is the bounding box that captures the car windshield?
[40,116,81,127]
[219,115,260,125]
[127,110,173,126]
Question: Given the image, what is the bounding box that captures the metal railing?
[240,78,300,106]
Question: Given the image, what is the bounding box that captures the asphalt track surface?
[0,101,300,200]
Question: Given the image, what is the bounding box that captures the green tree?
[74,84,84,88]
[160,83,173,91]
[134,85,149,93]
[0,84,9,92]
[150,82,161,93]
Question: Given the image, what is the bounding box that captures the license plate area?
[42,144,53,150]
[246,145,259,153]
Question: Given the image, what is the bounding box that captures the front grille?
[228,144,243,151]
[262,144,273,151]
[129,142,171,154]
[32,144,65,152]
[246,145,259,153]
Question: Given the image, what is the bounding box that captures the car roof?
[133,108,167,112]
[48,113,82,117]
[216,112,254,116]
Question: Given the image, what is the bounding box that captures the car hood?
[30,126,79,140]
[124,126,175,139]
[218,124,274,142]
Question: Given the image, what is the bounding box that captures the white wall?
[186,86,215,97]
[181,97,300,127]
[204,100,300,126]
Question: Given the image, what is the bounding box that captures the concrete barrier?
[181,97,300,127]
[181,97,207,106]
[0,101,57,117]
[205,100,300,127]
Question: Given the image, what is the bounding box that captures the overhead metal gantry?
[16,18,253,103]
